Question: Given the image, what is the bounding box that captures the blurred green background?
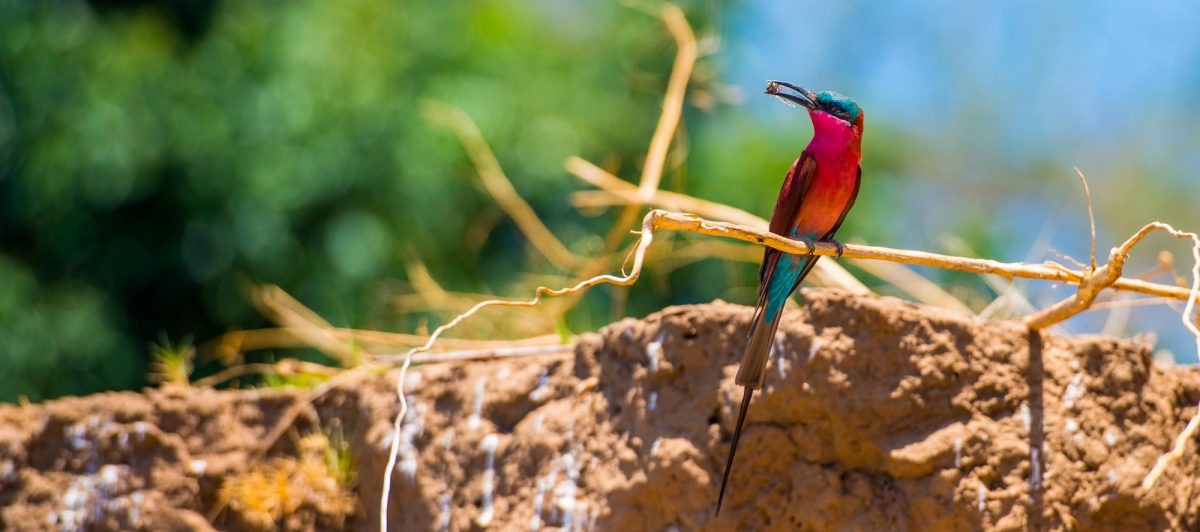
[1,0,1198,402]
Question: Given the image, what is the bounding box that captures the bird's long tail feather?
[736,305,783,389]
[716,386,754,516]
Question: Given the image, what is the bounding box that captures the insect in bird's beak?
[765,80,817,110]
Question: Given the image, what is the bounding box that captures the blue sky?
[731,0,1200,158]
[723,0,1200,361]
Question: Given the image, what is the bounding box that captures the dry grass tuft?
[148,337,195,388]
[219,432,356,530]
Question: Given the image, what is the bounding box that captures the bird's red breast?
[787,110,863,236]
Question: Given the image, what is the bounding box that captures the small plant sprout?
[148,335,195,387]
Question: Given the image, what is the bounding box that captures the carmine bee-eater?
[716,81,864,515]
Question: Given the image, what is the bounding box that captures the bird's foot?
[800,238,817,257]
[827,239,845,258]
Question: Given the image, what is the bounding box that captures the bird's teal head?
[765,81,863,126]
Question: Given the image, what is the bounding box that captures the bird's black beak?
[765,80,817,110]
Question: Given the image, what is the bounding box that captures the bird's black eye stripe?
[819,103,853,123]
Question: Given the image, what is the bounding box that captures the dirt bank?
[2,288,1199,530]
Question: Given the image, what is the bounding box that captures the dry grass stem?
[638,3,696,201]
[193,360,340,389]
[211,328,559,357]
[1085,296,1178,312]
[371,344,574,364]
[422,102,580,271]
[255,286,357,366]
[590,2,699,271]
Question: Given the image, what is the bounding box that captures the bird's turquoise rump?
[762,243,814,324]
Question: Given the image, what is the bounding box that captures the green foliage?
[0,0,695,400]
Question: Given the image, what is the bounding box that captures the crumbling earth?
[2,289,1199,530]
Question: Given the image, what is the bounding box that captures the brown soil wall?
[2,289,1199,530]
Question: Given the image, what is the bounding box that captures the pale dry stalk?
[637,3,697,201]
[1140,225,1200,491]
[255,286,357,365]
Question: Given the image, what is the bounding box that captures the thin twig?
[209,328,559,362]
[1073,167,1098,270]
[192,364,280,389]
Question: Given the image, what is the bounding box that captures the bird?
[716,81,864,516]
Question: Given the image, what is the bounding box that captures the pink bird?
[717,81,865,515]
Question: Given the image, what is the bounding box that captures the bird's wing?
[758,151,819,284]
[823,165,862,240]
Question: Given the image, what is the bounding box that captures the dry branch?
[1023,222,1198,330]
[647,211,1199,305]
